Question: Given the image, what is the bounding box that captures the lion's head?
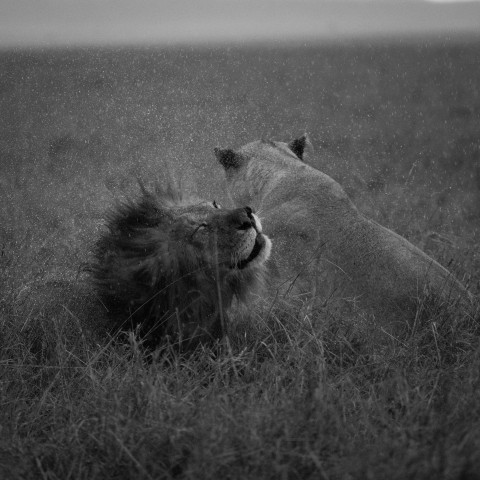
[90,184,271,351]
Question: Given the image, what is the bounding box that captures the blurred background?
[1,0,480,48]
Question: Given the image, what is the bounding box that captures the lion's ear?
[214,148,242,170]
[288,134,313,161]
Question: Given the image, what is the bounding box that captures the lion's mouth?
[236,233,267,270]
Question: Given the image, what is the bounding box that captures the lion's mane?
[90,184,269,351]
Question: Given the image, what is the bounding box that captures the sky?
[0,0,479,48]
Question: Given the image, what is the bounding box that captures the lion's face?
[168,200,271,272]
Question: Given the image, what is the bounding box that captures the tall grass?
[1,258,479,479]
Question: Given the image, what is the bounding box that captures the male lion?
[215,135,473,329]
[90,184,271,351]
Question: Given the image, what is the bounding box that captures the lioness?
[215,135,472,328]
[90,183,271,350]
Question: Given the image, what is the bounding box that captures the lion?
[89,183,271,351]
[215,135,473,330]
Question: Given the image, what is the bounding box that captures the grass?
[1,39,480,478]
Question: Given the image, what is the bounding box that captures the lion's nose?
[237,207,255,230]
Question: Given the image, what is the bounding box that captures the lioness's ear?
[214,148,242,170]
[288,134,313,161]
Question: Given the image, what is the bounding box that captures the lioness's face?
[214,134,312,208]
[171,201,271,271]
[215,134,310,171]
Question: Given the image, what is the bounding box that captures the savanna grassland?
[1,39,480,479]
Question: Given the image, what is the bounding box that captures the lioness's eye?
[212,200,221,209]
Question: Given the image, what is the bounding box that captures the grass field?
[1,39,480,479]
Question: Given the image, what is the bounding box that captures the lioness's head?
[214,134,314,207]
[90,184,271,351]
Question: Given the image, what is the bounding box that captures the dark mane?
[89,183,266,352]
[90,189,217,351]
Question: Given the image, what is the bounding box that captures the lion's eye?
[192,223,208,238]
[212,200,221,209]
